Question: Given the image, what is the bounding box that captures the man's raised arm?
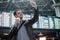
[25,0,39,25]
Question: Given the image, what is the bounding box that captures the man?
[8,0,38,40]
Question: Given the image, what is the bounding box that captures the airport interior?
[0,0,60,40]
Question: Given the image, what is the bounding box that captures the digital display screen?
[0,12,10,27]
[33,16,60,29]
[0,12,60,29]
[39,16,49,29]
[54,18,60,29]
[48,16,55,29]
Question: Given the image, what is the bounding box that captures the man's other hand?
[30,0,37,9]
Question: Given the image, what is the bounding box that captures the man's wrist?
[33,6,38,10]
[35,7,37,10]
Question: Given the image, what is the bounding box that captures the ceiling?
[0,0,54,11]
[0,0,57,16]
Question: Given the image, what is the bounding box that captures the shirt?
[17,21,30,40]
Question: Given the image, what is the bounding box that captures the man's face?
[15,10,23,19]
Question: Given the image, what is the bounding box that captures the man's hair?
[13,9,20,16]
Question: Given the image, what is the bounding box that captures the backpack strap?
[8,21,25,40]
[17,21,26,31]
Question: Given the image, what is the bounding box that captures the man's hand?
[14,18,20,27]
[30,0,37,9]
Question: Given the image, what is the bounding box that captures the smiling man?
[8,0,39,40]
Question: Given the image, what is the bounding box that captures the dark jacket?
[24,8,38,40]
[8,8,38,40]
